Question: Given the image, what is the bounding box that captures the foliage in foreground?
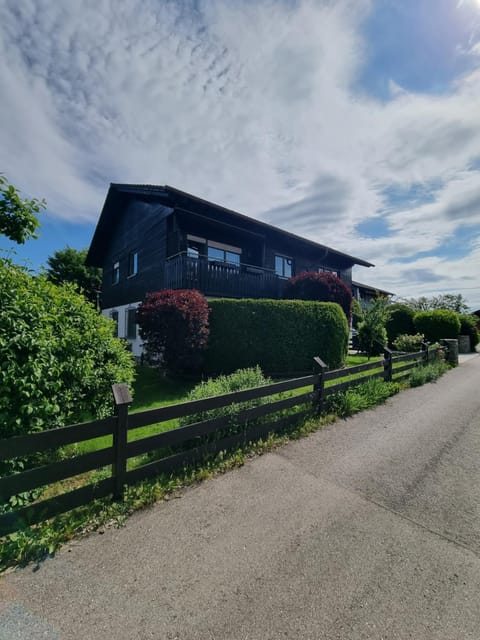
[0,175,45,244]
[0,259,135,440]
[0,356,452,573]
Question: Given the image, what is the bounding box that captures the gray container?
[441,339,459,365]
[458,335,471,354]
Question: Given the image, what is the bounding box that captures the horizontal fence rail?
[0,345,442,536]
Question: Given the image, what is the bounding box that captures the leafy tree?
[137,289,210,373]
[351,298,363,329]
[0,175,44,244]
[357,298,389,358]
[46,247,102,306]
[0,258,135,441]
[401,294,469,314]
[283,271,352,320]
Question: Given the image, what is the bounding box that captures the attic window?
[112,261,120,285]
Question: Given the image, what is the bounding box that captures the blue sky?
[1,0,480,308]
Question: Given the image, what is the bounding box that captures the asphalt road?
[1,354,480,640]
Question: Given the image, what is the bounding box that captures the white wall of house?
[102,301,143,358]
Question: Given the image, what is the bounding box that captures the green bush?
[385,303,415,345]
[205,299,349,374]
[458,314,479,351]
[179,366,271,427]
[413,309,460,342]
[357,298,389,357]
[0,259,135,440]
[392,333,424,352]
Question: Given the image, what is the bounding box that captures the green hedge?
[385,303,415,345]
[413,309,460,342]
[205,299,348,374]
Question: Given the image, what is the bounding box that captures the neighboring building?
[351,281,394,306]
[86,183,374,355]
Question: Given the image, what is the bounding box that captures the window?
[110,311,119,338]
[112,261,120,285]
[275,255,293,278]
[128,251,138,277]
[126,308,137,340]
[187,235,206,259]
[318,266,339,278]
[207,241,241,266]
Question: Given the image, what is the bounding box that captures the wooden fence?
[0,345,441,537]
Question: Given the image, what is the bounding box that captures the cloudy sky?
[1,0,480,308]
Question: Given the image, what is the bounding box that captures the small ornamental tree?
[357,297,389,358]
[283,271,352,321]
[137,289,210,373]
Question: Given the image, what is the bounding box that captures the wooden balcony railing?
[164,253,285,299]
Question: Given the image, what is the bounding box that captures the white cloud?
[0,0,479,307]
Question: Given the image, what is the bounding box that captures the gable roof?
[86,183,374,268]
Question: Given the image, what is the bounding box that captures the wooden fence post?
[421,341,429,364]
[112,383,133,500]
[382,347,393,382]
[313,356,327,413]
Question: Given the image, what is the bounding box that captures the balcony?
[164,253,285,299]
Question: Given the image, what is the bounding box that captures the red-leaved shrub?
[283,271,352,320]
[137,289,209,372]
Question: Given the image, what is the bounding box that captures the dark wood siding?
[101,198,172,308]
[263,229,354,288]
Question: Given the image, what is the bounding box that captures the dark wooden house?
[86,184,373,354]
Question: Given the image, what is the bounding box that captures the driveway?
[1,354,480,639]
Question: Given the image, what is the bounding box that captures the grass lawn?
[75,367,197,456]
[75,357,384,456]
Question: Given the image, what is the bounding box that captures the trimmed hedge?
[413,309,460,342]
[205,299,349,374]
[385,303,415,345]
